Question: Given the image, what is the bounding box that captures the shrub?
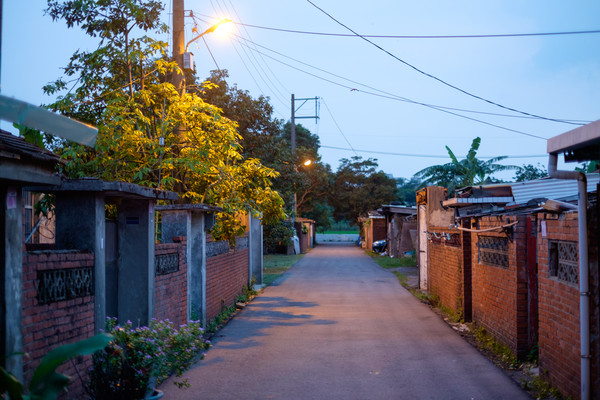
[88,318,210,399]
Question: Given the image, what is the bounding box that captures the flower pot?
[146,389,164,399]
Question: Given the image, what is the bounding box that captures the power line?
[210,1,289,109]
[305,0,585,126]
[233,22,600,39]
[232,34,548,140]
[225,0,291,96]
[320,145,548,159]
[215,0,289,105]
[321,98,358,157]
[233,34,589,124]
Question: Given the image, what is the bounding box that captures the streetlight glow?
[185,19,232,52]
[303,159,312,167]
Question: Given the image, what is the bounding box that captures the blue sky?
[2,0,599,180]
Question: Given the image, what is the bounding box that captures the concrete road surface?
[161,243,530,400]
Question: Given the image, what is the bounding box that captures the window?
[478,236,509,268]
[548,241,578,285]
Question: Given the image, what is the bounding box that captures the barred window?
[478,236,509,268]
[37,267,94,304]
[548,241,578,285]
[155,253,179,276]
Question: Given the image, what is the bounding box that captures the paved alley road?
[162,243,530,400]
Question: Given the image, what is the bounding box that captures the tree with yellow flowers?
[44,0,284,240]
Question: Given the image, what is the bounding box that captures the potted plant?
[88,318,210,400]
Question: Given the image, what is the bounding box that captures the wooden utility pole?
[173,0,185,93]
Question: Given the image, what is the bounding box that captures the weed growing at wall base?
[471,325,519,370]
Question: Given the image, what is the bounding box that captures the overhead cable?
[232,34,547,139]
[232,22,600,39]
[320,145,547,159]
[232,34,589,124]
[305,0,584,126]
[321,98,358,157]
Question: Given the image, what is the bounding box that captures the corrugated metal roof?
[510,173,600,205]
[444,197,514,207]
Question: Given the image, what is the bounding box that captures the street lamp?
[183,19,232,71]
[293,159,313,223]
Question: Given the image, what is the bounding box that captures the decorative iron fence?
[37,267,94,304]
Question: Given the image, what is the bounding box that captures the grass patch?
[393,271,409,288]
[368,252,417,269]
[263,254,304,286]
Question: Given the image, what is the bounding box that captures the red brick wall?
[471,215,530,358]
[427,226,464,315]
[22,251,95,399]
[206,246,249,322]
[154,236,187,327]
[537,212,580,399]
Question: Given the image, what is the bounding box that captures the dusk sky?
[2,0,599,180]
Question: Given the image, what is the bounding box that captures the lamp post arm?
[185,19,231,52]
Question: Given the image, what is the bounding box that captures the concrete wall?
[1,186,23,379]
[249,215,263,284]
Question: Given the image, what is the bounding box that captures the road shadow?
[205,295,335,352]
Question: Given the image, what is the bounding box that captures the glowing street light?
[182,19,231,71]
[185,19,232,53]
[293,159,313,223]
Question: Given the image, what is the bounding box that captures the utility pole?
[173,0,185,93]
[290,94,319,223]
[291,94,296,154]
[290,94,320,154]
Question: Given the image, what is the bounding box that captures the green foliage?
[521,373,564,399]
[415,137,517,195]
[330,157,398,226]
[305,202,333,232]
[236,281,258,303]
[206,307,237,334]
[369,253,417,269]
[576,160,600,174]
[395,176,422,206]
[0,334,112,400]
[89,318,210,399]
[514,163,548,182]
[327,220,358,232]
[44,0,285,242]
[263,220,295,254]
[393,271,409,288]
